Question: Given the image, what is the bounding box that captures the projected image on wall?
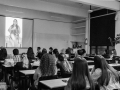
[5,17,22,47]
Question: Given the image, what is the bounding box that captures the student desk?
[31,61,40,69]
[106,58,114,64]
[19,70,35,75]
[88,64,120,70]
[19,70,35,89]
[69,60,94,65]
[40,78,69,89]
[84,57,94,60]
[0,60,4,64]
[2,64,14,84]
[39,78,90,89]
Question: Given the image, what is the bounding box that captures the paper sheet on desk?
[32,60,40,66]
[4,59,14,66]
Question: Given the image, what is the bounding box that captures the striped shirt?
[13,55,21,64]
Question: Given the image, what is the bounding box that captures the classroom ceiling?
[39,0,101,10]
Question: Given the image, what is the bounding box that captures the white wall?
[0,4,75,54]
[0,3,88,54]
[115,11,120,56]
[0,4,74,22]
[34,19,72,52]
[6,48,28,55]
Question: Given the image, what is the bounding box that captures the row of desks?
[2,59,120,89]
[19,63,120,75]
[18,63,120,89]
[69,60,94,64]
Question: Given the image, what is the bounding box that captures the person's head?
[42,48,47,55]
[37,47,41,52]
[104,49,109,54]
[40,53,56,76]
[13,49,19,55]
[0,48,7,59]
[58,54,64,62]
[111,49,117,56]
[21,53,26,58]
[66,48,71,54]
[94,55,119,86]
[71,58,94,90]
[0,46,3,50]
[77,45,82,49]
[13,19,18,25]
[27,47,34,54]
[77,49,86,57]
[53,49,59,58]
[70,48,73,54]
[61,49,65,54]
[49,47,53,51]
[1,48,7,54]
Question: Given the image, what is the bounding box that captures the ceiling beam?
[70,0,119,10]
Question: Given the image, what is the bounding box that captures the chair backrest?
[57,63,65,74]
[39,75,58,81]
[14,62,23,71]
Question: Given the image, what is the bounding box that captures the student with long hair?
[0,48,7,60]
[33,53,57,89]
[53,49,59,63]
[27,47,35,62]
[36,47,42,60]
[91,55,120,90]
[53,49,59,58]
[40,48,47,59]
[65,58,94,90]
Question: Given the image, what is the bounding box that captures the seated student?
[102,49,110,59]
[57,54,72,74]
[49,47,53,55]
[77,49,86,60]
[91,55,120,90]
[14,53,30,70]
[0,48,7,60]
[13,49,21,65]
[21,53,29,69]
[60,48,70,59]
[40,48,47,59]
[69,48,75,59]
[53,49,59,63]
[27,47,35,62]
[112,49,117,56]
[65,58,95,90]
[33,53,57,89]
[65,47,71,58]
[36,47,42,60]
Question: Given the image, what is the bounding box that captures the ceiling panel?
[38,0,100,10]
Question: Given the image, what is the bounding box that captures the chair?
[57,63,71,78]
[9,62,31,90]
